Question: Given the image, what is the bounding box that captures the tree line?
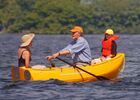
[0,0,140,34]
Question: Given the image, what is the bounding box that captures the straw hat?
[20,33,35,47]
[70,26,84,33]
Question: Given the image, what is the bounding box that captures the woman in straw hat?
[18,33,35,68]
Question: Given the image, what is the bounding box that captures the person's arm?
[59,50,70,56]
[47,39,86,61]
[111,35,120,40]
[110,41,117,58]
[23,51,31,68]
[47,50,70,61]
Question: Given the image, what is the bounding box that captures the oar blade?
[97,76,109,80]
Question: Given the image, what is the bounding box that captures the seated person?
[18,33,46,69]
[91,29,120,64]
[18,33,35,68]
[46,26,92,67]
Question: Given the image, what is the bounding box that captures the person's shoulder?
[19,48,30,54]
[110,35,120,40]
[77,37,84,42]
[23,50,30,56]
[79,37,87,41]
[18,48,29,56]
[78,37,88,44]
[18,48,24,53]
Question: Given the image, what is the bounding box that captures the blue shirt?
[62,37,92,63]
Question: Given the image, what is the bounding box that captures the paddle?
[56,57,109,81]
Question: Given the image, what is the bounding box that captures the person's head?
[104,29,114,39]
[20,33,35,48]
[70,26,84,40]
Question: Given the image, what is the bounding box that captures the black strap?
[19,50,28,59]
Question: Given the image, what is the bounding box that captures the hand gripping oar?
[56,57,109,81]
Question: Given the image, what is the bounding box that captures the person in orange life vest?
[91,29,120,64]
[18,33,35,68]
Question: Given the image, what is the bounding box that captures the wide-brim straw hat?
[20,33,35,47]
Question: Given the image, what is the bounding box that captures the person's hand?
[46,53,59,61]
[107,54,114,58]
[46,55,54,61]
[100,56,105,61]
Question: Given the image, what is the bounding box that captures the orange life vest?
[101,35,119,57]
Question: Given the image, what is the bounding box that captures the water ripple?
[0,34,140,100]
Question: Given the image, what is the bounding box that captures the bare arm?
[47,50,70,61]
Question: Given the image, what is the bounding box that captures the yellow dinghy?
[11,53,125,82]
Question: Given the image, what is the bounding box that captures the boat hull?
[11,53,125,82]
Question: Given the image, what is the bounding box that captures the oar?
[49,60,55,67]
[56,57,109,81]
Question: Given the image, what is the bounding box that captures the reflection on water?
[0,34,140,100]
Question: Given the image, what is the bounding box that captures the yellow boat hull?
[11,53,125,82]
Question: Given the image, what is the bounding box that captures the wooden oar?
[56,57,109,81]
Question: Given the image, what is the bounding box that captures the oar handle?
[49,61,55,67]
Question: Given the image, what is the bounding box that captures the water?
[0,34,140,100]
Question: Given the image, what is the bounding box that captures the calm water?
[0,34,140,100]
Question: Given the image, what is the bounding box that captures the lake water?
[0,34,140,100]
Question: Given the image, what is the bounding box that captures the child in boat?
[91,29,120,65]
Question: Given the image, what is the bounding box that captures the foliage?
[0,0,140,34]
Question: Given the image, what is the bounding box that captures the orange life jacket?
[101,35,119,57]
